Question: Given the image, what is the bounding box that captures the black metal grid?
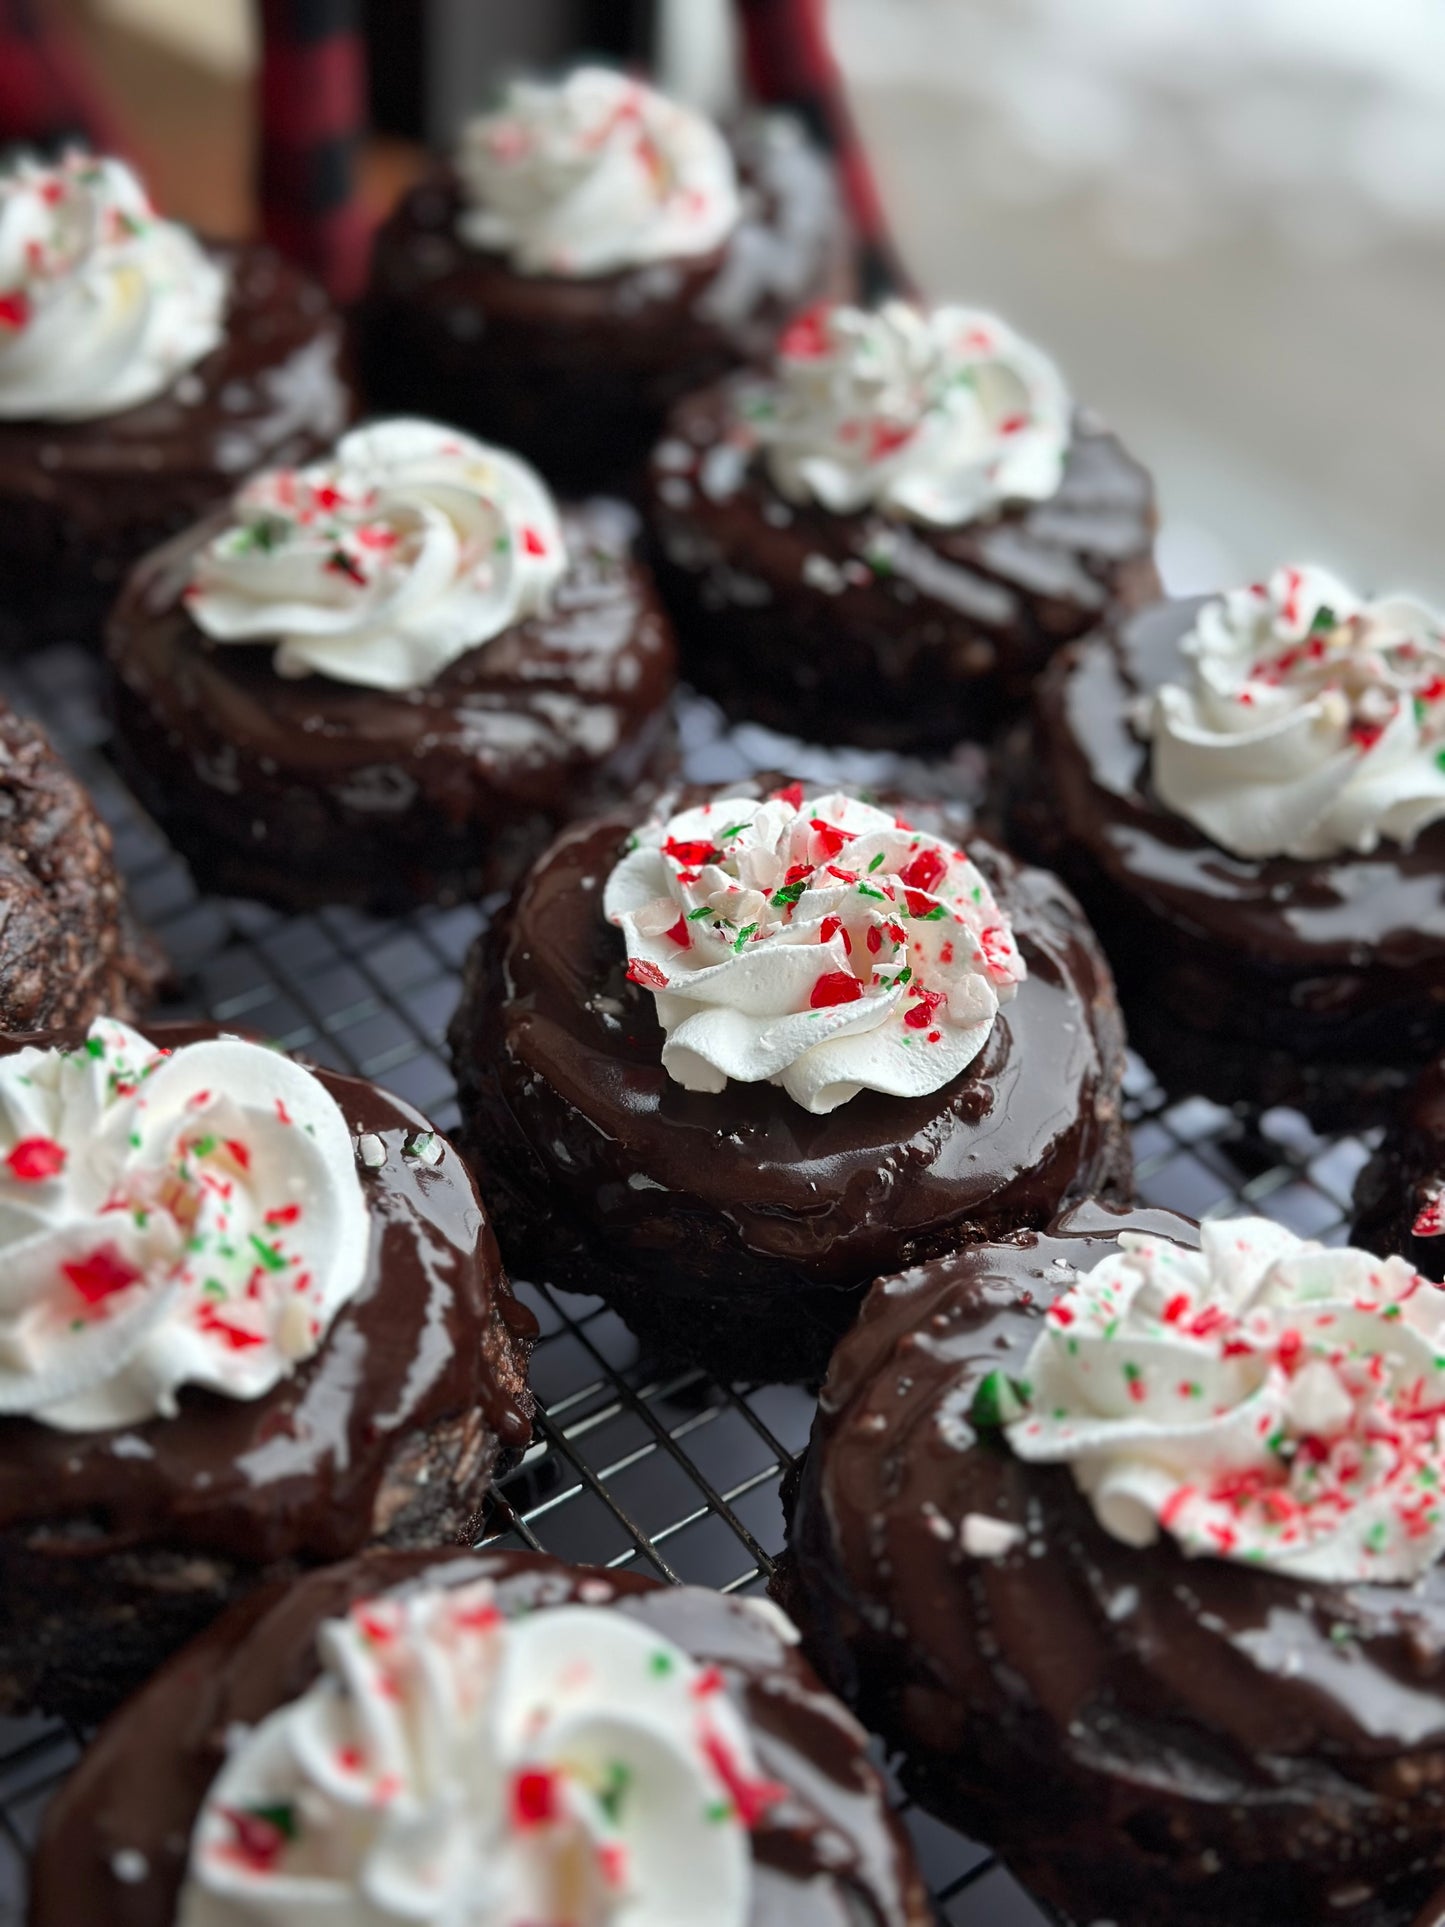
[0,644,1375,1927]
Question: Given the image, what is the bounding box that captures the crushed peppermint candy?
[355,1133,387,1169]
[181,1578,779,1923]
[604,787,1025,1115]
[0,1018,370,1432]
[1006,1216,1445,1584]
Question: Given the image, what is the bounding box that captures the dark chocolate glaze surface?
[106,498,678,912]
[361,119,851,498]
[30,1548,933,1927]
[646,381,1160,749]
[1355,1054,1445,1276]
[0,1022,534,1567]
[0,696,159,1031]
[1009,596,1445,1120]
[450,778,1131,1382]
[785,1201,1445,1927]
[0,243,354,651]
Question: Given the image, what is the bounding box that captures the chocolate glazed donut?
[449,778,1131,1384]
[0,245,353,653]
[360,123,851,501]
[1005,596,1445,1126]
[646,384,1160,751]
[30,1548,934,1927]
[781,1202,1445,1927]
[0,1022,536,1726]
[106,499,678,913]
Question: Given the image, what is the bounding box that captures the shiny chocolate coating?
[30,1548,932,1927]
[106,499,679,913]
[360,119,852,499]
[449,778,1131,1383]
[1008,597,1445,1123]
[0,244,354,653]
[783,1201,1445,1927]
[645,384,1160,750]
[1354,1054,1445,1275]
[0,1022,535,1720]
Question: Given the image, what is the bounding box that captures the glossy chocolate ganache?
[31,1548,932,1927]
[784,1201,1445,1927]
[0,242,353,652]
[107,488,678,914]
[450,776,1130,1383]
[0,1020,534,1723]
[1011,580,1445,1122]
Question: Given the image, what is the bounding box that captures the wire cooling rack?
[0,642,1378,1927]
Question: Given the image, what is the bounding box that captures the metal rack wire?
[0,643,1375,1926]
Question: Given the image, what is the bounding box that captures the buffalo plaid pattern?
[0,0,903,302]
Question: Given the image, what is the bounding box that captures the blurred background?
[57,0,1445,599]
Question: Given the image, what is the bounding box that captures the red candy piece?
[779,304,833,360]
[771,782,805,810]
[521,526,548,557]
[662,837,719,868]
[0,291,31,331]
[903,988,946,1030]
[6,1136,66,1182]
[810,970,863,1008]
[63,1243,143,1306]
[900,847,947,895]
[511,1767,561,1830]
[627,958,669,991]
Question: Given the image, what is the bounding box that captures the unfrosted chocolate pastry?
[0,151,352,653]
[1354,1053,1445,1274]
[31,1547,931,1927]
[1007,564,1445,1124]
[0,1017,534,1725]
[647,300,1160,750]
[107,418,677,913]
[361,67,850,498]
[0,696,158,1031]
[450,774,1130,1383]
[783,1202,1445,1927]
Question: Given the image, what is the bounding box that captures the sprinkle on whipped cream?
[456,67,741,278]
[0,149,227,421]
[0,1018,370,1431]
[1004,1216,1445,1583]
[180,1578,781,1925]
[186,418,567,692]
[1144,563,1445,861]
[603,785,1025,1115]
[732,299,1072,528]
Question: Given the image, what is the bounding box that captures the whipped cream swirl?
[0,1018,369,1432]
[604,786,1025,1115]
[0,149,227,422]
[456,67,741,278]
[180,1577,782,1926]
[1006,1217,1445,1583]
[187,419,568,692]
[1145,563,1445,860]
[740,300,1072,526]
